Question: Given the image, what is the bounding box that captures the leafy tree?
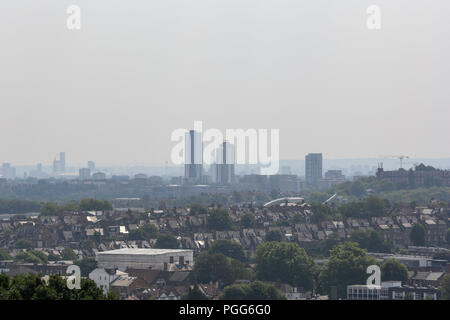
[0,249,11,260]
[79,198,112,211]
[189,204,207,216]
[350,230,392,253]
[181,285,209,300]
[0,273,117,300]
[440,274,450,300]
[364,197,390,217]
[323,233,341,256]
[39,202,59,216]
[155,233,179,249]
[410,223,426,246]
[218,283,250,300]
[240,213,255,228]
[265,230,282,242]
[15,239,33,249]
[15,251,47,264]
[381,259,408,283]
[47,252,61,261]
[76,257,97,277]
[379,179,395,192]
[193,253,251,287]
[141,223,158,237]
[0,199,41,214]
[350,181,366,197]
[128,223,158,240]
[255,242,316,290]
[338,197,389,218]
[209,239,246,262]
[29,250,48,264]
[318,242,377,298]
[39,202,78,216]
[206,209,232,231]
[219,281,286,300]
[128,229,147,240]
[60,247,77,261]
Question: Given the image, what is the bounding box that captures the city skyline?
[1,0,450,165]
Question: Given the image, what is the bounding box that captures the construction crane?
[379,155,409,169]
[397,155,409,169]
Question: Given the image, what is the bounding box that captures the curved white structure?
[263,197,305,207]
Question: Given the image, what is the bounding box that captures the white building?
[347,281,440,300]
[89,268,126,295]
[347,281,397,300]
[95,248,194,271]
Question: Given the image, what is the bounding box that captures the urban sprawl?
[1,144,450,300]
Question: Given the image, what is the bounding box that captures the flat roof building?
[96,248,194,271]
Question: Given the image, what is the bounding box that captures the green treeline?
[0,198,113,215]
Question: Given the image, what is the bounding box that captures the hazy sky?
[1,0,449,165]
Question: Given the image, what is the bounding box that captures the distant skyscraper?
[305,153,323,185]
[211,141,235,185]
[53,152,66,174]
[30,163,46,179]
[79,168,91,180]
[1,163,16,180]
[88,161,95,172]
[60,152,66,172]
[184,130,203,182]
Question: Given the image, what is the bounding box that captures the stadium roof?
[97,248,192,255]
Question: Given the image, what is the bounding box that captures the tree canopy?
[381,259,408,283]
[254,242,316,290]
[193,252,251,287]
[0,249,11,260]
[189,204,208,216]
[40,198,112,216]
[75,257,98,277]
[440,274,450,300]
[350,229,392,253]
[318,242,377,298]
[240,213,256,228]
[206,209,233,231]
[155,233,179,249]
[128,223,158,240]
[265,230,283,242]
[61,247,77,261]
[181,285,209,300]
[219,281,286,300]
[0,198,41,214]
[410,223,426,246]
[208,239,247,262]
[0,273,117,300]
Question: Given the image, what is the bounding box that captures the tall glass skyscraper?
[305,153,323,185]
[184,130,203,182]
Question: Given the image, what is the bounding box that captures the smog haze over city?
[0,0,450,308]
[1,0,449,167]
